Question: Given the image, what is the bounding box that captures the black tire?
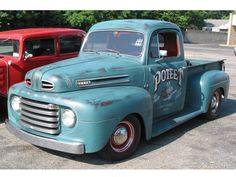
[0,97,7,121]
[98,115,141,161]
[203,89,222,120]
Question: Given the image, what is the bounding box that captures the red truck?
[0,28,85,113]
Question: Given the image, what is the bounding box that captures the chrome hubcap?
[113,127,128,145]
[110,121,135,153]
[211,92,220,113]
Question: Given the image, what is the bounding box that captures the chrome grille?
[19,97,60,135]
[42,81,54,90]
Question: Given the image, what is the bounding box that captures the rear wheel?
[203,89,222,120]
[98,115,141,161]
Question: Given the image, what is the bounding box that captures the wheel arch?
[200,70,229,113]
[128,113,147,141]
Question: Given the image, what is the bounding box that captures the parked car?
[0,28,85,112]
[6,20,229,160]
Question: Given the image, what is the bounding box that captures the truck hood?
[26,53,145,92]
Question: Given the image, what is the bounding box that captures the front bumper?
[5,120,85,154]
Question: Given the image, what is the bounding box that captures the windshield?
[0,39,19,58]
[83,31,144,57]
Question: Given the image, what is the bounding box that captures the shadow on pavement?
[0,112,7,124]
[0,98,8,124]
[15,98,236,165]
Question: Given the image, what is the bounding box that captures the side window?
[59,36,82,54]
[158,32,179,58]
[25,38,55,57]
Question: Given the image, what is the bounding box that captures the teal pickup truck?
[6,20,229,160]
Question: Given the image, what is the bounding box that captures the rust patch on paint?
[98,68,107,73]
[86,100,100,107]
[110,67,123,71]
[100,100,113,107]
[79,70,93,75]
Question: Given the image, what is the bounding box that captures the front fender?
[75,86,153,151]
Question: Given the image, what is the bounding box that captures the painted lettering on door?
[153,68,184,92]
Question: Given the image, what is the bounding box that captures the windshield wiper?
[97,49,121,55]
[83,49,100,54]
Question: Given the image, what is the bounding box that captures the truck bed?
[186,59,224,77]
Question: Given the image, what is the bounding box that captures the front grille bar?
[20,104,59,116]
[21,110,58,122]
[19,120,59,134]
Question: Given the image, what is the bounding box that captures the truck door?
[147,30,187,119]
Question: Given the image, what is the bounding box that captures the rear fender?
[199,70,229,113]
[186,70,229,113]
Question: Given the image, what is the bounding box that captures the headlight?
[11,96,21,112]
[62,109,76,128]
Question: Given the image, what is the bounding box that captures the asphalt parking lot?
[0,44,236,169]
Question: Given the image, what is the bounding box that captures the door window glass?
[0,39,19,58]
[59,36,82,54]
[25,38,55,57]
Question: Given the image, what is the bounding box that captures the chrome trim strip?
[78,74,129,82]
[6,120,84,154]
[41,80,54,91]
[78,79,130,88]
[77,74,130,88]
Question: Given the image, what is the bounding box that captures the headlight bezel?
[61,109,76,128]
[11,96,21,113]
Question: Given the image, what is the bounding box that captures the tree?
[0,11,231,32]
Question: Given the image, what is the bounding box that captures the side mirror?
[154,50,168,62]
[24,51,33,60]
[159,50,167,57]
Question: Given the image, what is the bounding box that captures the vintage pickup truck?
[6,20,229,160]
[0,28,85,113]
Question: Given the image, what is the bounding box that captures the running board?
[151,108,203,137]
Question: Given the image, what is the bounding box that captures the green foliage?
[0,11,231,32]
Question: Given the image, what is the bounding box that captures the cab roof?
[0,28,85,40]
[89,19,181,33]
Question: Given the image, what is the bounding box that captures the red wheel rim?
[110,121,135,153]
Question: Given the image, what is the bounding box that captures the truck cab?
[6,20,229,160]
[0,28,85,112]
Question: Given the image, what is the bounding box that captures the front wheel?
[98,115,141,161]
[203,89,222,120]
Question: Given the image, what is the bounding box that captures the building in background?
[227,12,236,46]
[203,19,229,32]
